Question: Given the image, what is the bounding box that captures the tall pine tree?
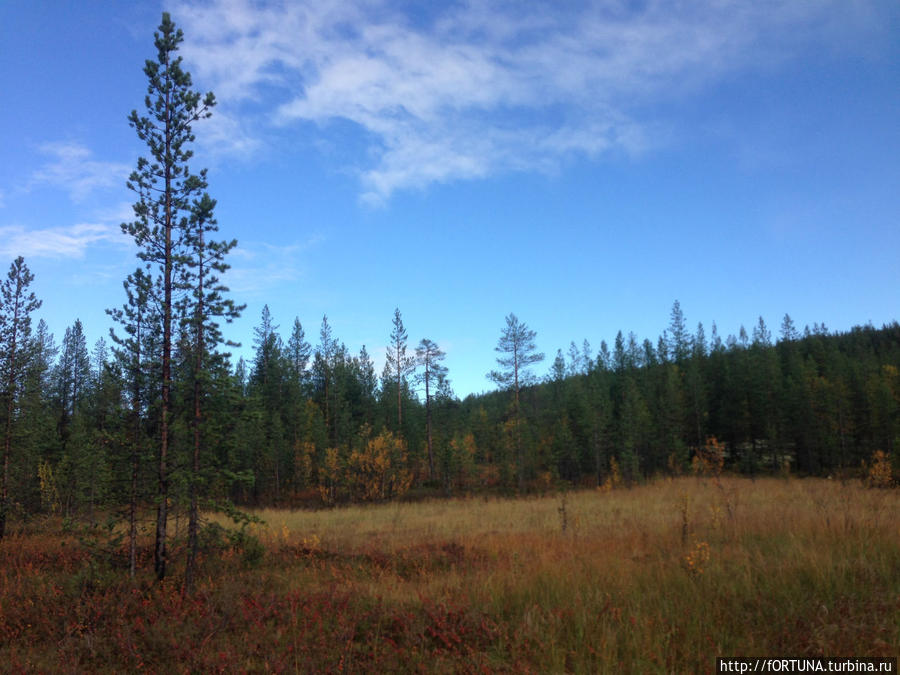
[121,13,215,580]
[489,313,544,490]
[415,338,447,481]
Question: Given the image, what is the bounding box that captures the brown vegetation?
[0,477,897,672]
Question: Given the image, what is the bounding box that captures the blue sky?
[1,0,898,398]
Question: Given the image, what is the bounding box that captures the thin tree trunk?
[425,365,434,481]
[155,74,173,581]
[514,348,525,491]
[129,311,142,579]
[397,344,403,432]
[0,391,12,540]
[156,297,170,579]
[185,358,201,592]
[323,375,330,443]
[130,437,138,578]
[89,464,96,527]
[0,303,19,541]
[186,231,205,594]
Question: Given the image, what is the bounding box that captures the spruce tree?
[286,318,311,394]
[668,300,692,364]
[248,306,287,503]
[0,257,41,539]
[385,308,415,433]
[109,267,157,577]
[313,315,338,442]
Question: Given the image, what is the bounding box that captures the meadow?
[1,477,898,673]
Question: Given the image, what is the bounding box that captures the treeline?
[220,303,900,495]
[467,306,900,486]
[3,282,899,523]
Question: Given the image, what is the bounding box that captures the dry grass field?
[1,477,898,672]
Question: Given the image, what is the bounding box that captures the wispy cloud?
[30,142,130,202]
[195,110,262,159]
[224,235,324,296]
[0,223,128,260]
[172,0,885,202]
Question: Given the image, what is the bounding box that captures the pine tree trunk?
[425,367,434,481]
[130,440,138,578]
[185,232,205,594]
[185,370,201,592]
[0,393,12,540]
[129,313,142,579]
[155,88,173,580]
[514,355,524,492]
[0,310,19,541]
[397,344,403,432]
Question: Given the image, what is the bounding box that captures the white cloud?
[30,142,130,202]
[171,0,885,201]
[224,235,323,296]
[95,201,138,226]
[195,110,262,159]
[0,223,128,260]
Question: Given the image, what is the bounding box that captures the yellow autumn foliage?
[865,450,895,488]
[692,436,725,478]
[347,430,412,502]
[318,447,343,505]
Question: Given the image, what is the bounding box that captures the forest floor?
[1,477,898,673]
